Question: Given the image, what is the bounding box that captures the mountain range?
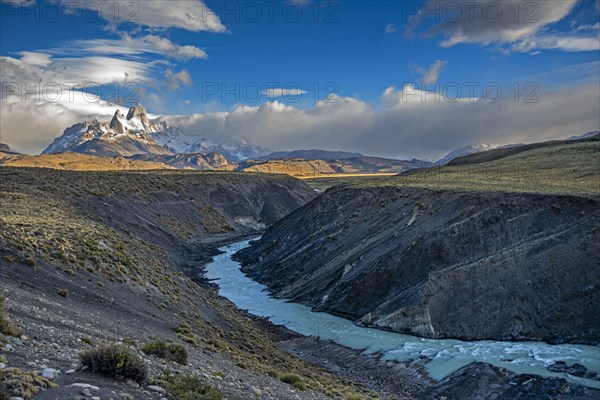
[20,103,600,173]
[153,127,273,161]
[40,104,277,170]
[37,104,432,173]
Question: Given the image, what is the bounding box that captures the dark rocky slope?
[237,186,600,344]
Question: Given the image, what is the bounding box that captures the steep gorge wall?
[237,186,600,344]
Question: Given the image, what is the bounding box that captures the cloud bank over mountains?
[3,74,598,160]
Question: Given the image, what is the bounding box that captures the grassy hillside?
[0,168,381,399]
[360,139,599,197]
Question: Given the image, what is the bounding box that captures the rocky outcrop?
[109,109,128,134]
[237,186,600,344]
[419,362,599,400]
[126,103,151,127]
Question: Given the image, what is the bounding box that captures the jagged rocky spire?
[109,109,127,134]
[126,103,150,126]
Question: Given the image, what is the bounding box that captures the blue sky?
[1,0,599,157]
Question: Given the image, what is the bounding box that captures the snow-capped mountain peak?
[43,104,168,155]
[43,103,272,160]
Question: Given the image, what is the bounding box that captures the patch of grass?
[141,340,167,356]
[173,322,193,336]
[293,381,306,391]
[24,257,36,268]
[51,251,68,262]
[141,341,188,365]
[0,367,57,399]
[279,374,307,390]
[212,370,226,378]
[0,297,20,337]
[122,337,137,347]
[167,343,188,365]
[80,343,147,384]
[57,288,69,298]
[151,371,223,400]
[80,337,93,345]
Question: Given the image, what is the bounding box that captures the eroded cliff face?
[237,186,600,344]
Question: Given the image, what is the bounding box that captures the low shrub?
[280,374,306,390]
[151,372,223,400]
[141,340,167,357]
[0,367,57,399]
[24,257,36,268]
[80,337,93,345]
[122,337,137,347]
[58,288,69,298]
[280,374,303,385]
[167,343,188,365]
[293,381,306,391]
[141,341,188,365]
[212,370,226,378]
[80,343,147,384]
[0,297,20,337]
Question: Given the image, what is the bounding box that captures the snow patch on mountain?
[436,144,520,165]
[151,130,272,161]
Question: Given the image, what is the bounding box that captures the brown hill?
[238,157,430,177]
[0,151,173,171]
